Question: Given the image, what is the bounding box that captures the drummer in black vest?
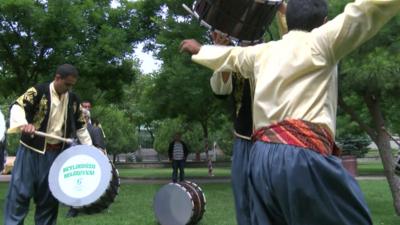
[4,64,92,225]
[210,31,254,225]
[209,5,288,225]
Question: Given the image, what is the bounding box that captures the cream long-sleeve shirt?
[194,0,400,137]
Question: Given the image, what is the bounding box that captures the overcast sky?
[134,43,162,74]
[111,0,161,74]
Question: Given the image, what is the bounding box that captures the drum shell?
[194,0,281,42]
[182,181,206,221]
[74,163,120,214]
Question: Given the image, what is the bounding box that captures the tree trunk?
[201,122,213,176]
[374,132,400,215]
[339,94,400,215]
[112,153,117,164]
[195,152,201,161]
[364,95,400,215]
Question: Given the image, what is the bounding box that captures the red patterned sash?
[252,119,341,156]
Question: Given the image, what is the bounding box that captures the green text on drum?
[62,163,96,178]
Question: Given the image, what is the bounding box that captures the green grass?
[359,180,400,225]
[115,162,384,178]
[358,161,385,175]
[0,183,235,225]
[116,167,231,178]
[0,180,399,224]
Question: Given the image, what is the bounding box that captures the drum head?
[48,145,112,207]
[153,183,194,225]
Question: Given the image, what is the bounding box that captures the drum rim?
[49,145,112,207]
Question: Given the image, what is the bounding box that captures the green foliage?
[334,0,400,154]
[336,108,371,157]
[153,117,203,155]
[91,105,138,155]
[134,0,236,158]
[336,135,370,157]
[209,114,235,156]
[0,0,143,102]
[0,96,19,156]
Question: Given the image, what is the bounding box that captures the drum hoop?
[184,181,207,204]
[49,145,112,207]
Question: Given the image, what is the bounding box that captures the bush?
[336,136,371,158]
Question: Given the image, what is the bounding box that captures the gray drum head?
[153,183,194,225]
[48,145,112,207]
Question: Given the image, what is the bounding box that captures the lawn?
[0,180,399,225]
[358,161,385,176]
[117,167,231,179]
[115,161,384,179]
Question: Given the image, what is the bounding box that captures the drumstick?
[182,4,212,29]
[34,131,74,144]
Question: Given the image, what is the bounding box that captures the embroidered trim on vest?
[252,119,341,156]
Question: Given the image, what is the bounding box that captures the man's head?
[286,0,328,32]
[53,64,79,95]
[81,100,92,111]
[174,132,181,141]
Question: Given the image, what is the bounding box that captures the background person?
[168,132,189,182]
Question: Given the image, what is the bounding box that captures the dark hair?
[56,64,79,79]
[286,0,328,32]
[92,118,100,126]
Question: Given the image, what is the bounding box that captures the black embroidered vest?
[15,83,84,153]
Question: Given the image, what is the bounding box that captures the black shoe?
[66,208,79,218]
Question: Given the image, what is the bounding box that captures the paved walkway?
[0,174,386,184]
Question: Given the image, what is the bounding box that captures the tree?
[91,105,138,163]
[153,117,203,157]
[134,0,286,162]
[0,0,144,102]
[138,10,223,160]
[331,0,400,214]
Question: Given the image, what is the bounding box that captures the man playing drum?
[209,4,287,224]
[4,64,92,225]
[180,0,400,224]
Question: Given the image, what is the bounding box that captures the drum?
[190,0,282,43]
[153,181,207,225]
[48,145,120,214]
